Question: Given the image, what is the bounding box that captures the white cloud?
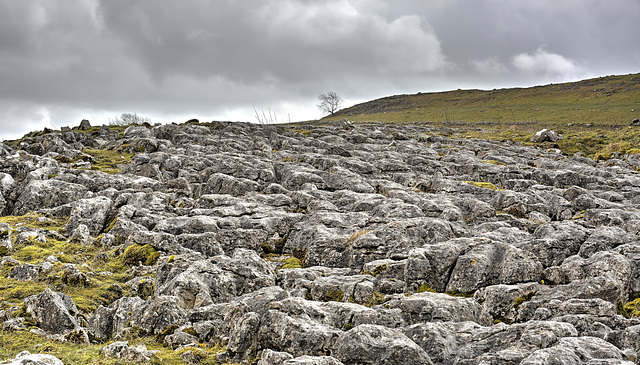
[471,58,507,74]
[512,48,587,80]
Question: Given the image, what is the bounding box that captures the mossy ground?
[82,148,133,174]
[0,214,132,314]
[0,214,241,364]
[464,181,499,190]
[0,329,232,365]
[619,297,640,318]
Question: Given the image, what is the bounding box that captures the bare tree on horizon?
[317,92,343,116]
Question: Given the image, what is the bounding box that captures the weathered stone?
[2,351,65,365]
[101,341,157,362]
[23,288,80,335]
[332,324,433,365]
[4,119,640,363]
[383,291,492,326]
[520,336,633,364]
[258,349,294,365]
[446,241,543,293]
[65,196,112,236]
[257,309,342,357]
[13,179,88,216]
[0,222,12,255]
[89,296,146,340]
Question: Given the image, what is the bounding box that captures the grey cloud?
[0,0,639,139]
[512,48,588,80]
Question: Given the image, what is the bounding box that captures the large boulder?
[530,129,560,143]
[64,196,112,237]
[446,241,543,293]
[332,324,433,365]
[383,292,492,326]
[100,341,157,362]
[156,249,276,309]
[0,222,11,255]
[521,336,633,364]
[257,309,342,357]
[23,288,80,335]
[1,351,64,365]
[89,296,146,340]
[13,179,88,216]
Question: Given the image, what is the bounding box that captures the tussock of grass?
[280,257,303,269]
[416,284,437,293]
[619,298,640,318]
[82,148,133,174]
[464,181,498,190]
[122,244,160,267]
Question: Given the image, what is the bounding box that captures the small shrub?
[291,248,307,267]
[183,326,198,337]
[416,283,437,293]
[281,257,302,269]
[122,244,160,266]
[154,324,179,343]
[514,291,536,308]
[364,292,388,307]
[372,264,387,276]
[262,235,288,255]
[483,160,507,166]
[321,290,344,302]
[619,298,640,317]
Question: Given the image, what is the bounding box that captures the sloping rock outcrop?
[2,120,640,364]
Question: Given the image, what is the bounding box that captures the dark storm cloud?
[1,0,638,139]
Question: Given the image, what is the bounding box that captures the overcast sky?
[1,0,639,140]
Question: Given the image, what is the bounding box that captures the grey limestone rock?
[89,296,146,340]
[0,222,12,255]
[23,288,80,335]
[258,349,295,365]
[5,121,640,363]
[65,196,112,236]
[257,309,342,357]
[100,341,157,362]
[12,179,88,216]
[156,249,276,308]
[520,336,634,365]
[1,351,65,365]
[383,291,492,326]
[446,241,543,293]
[332,324,433,365]
[284,356,344,365]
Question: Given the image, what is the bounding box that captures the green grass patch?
[0,330,230,365]
[0,214,130,312]
[280,257,303,269]
[321,290,345,302]
[514,291,536,309]
[416,284,437,293]
[122,244,160,267]
[0,213,66,232]
[322,73,640,160]
[464,181,498,190]
[619,298,640,318]
[82,148,133,174]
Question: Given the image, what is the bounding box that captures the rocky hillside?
[1,120,640,364]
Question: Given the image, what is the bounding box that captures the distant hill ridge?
[328,73,640,127]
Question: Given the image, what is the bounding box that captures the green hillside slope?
[325,73,640,159]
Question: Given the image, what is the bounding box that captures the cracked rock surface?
[2,120,640,364]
